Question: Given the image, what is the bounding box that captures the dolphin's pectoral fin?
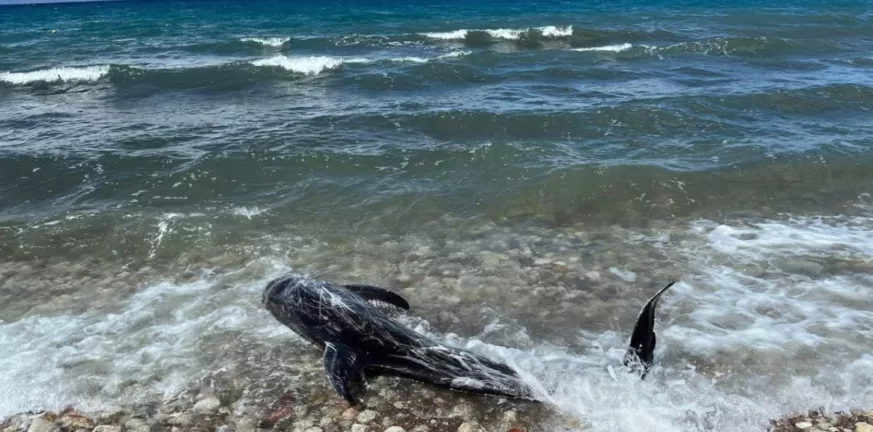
[343,284,410,311]
[323,343,364,404]
[623,281,675,378]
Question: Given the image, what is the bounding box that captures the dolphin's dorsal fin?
[323,342,364,404]
[623,281,675,378]
[343,284,410,311]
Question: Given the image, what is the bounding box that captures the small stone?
[357,410,378,424]
[503,411,518,424]
[856,422,873,432]
[92,426,121,432]
[123,418,146,429]
[585,271,601,281]
[796,422,813,430]
[234,418,257,432]
[351,424,368,432]
[59,413,95,430]
[27,418,58,432]
[458,423,475,432]
[342,408,360,421]
[385,427,406,432]
[193,396,221,414]
[167,413,193,427]
[303,427,323,432]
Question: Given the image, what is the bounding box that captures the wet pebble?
[857,423,873,432]
[92,426,121,432]
[166,413,192,427]
[351,424,368,432]
[384,427,406,432]
[193,396,221,414]
[357,410,378,424]
[503,411,518,424]
[341,407,359,421]
[457,423,476,432]
[26,418,58,432]
[122,418,147,432]
[302,427,323,432]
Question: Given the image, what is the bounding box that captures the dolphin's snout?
[262,274,302,305]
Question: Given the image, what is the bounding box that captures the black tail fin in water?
[623,281,676,378]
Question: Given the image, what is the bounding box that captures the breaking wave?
[421,25,574,41]
[0,65,110,85]
[571,43,634,52]
[250,55,369,75]
[239,36,290,47]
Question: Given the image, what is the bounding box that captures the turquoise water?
[1,1,873,430]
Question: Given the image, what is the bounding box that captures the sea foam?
[0,65,110,85]
[251,55,369,74]
[251,51,469,74]
[421,25,573,41]
[572,43,634,52]
[239,37,290,47]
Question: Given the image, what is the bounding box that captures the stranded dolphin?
[262,273,675,404]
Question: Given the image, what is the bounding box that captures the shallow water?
[1,0,873,430]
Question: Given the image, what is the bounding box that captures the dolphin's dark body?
[623,281,676,378]
[262,274,674,404]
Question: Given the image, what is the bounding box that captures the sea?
[1,0,873,430]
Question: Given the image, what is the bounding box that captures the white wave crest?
[240,37,290,47]
[538,25,574,37]
[0,65,110,85]
[572,43,634,52]
[421,25,573,41]
[251,51,469,74]
[392,50,470,63]
[251,55,369,75]
[420,29,469,40]
[484,28,525,40]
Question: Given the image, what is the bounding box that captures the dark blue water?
[1,1,873,431]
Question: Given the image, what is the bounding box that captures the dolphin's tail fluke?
[623,281,676,378]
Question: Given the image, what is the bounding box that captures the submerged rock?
[193,396,221,414]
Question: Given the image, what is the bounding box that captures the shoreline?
[2,392,871,432]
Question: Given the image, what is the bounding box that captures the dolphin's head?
[262,274,305,306]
